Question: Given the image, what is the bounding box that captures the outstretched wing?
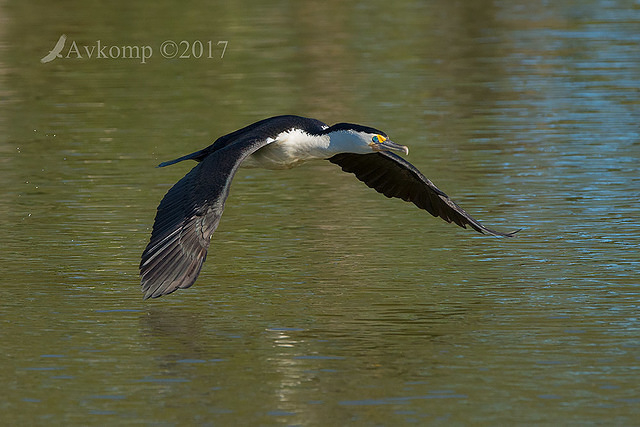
[328,151,517,237]
[140,137,270,299]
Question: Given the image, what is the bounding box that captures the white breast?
[242,128,331,170]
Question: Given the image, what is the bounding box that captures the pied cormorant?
[140,115,517,299]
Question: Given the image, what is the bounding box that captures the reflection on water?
[1,0,639,424]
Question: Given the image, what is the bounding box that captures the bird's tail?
[157,149,207,167]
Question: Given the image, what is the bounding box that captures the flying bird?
[40,34,67,63]
[140,115,517,299]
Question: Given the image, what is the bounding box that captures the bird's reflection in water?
[139,307,216,367]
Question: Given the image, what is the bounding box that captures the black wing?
[328,152,517,237]
[140,136,271,299]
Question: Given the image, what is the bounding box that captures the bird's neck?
[291,130,372,160]
[324,131,369,155]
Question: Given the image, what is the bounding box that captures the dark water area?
[1,1,638,425]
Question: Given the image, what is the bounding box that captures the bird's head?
[323,123,409,156]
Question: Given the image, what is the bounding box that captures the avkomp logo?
[40,34,67,63]
[41,34,228,64]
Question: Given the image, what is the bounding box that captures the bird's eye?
[372,135,386,144]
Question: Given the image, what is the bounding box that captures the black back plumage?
[141,115,515,299]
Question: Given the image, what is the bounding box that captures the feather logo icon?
[41,34,67,63]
